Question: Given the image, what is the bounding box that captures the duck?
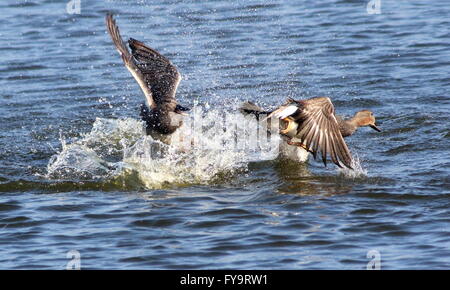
[241,97,381,169]
[105,14,189,142]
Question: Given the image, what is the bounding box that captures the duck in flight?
[242,97,381,169]
[105,14,189,139]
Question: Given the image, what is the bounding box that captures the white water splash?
[337,153,368,178]
[46,108,367,188]
[46,108,280,189]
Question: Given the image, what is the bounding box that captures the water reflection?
[273,159,354,196]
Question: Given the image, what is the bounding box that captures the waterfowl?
[241,97,381,169]
[105,14,188,140]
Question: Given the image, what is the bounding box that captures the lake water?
[0,0,449,269]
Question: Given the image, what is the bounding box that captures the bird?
[240,97,381,169]
[105,14,189,142]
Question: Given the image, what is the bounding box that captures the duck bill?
[369,124,381,132]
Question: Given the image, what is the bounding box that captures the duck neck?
[338,117,359,137]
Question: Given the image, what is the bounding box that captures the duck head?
[353,110,381,132]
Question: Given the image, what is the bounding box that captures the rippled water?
[0,0,449,269]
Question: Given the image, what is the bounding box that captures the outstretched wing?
[128,38,180,112]
[105,14,180,112]
[295,97,353,168]
[269,97,353,168]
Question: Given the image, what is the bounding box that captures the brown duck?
[242,97,381,169]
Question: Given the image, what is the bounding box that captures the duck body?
[140,104,185,135]
[336,115,357,137]
[106,14,188,141]
[281,108,363,139]
[241,97,381,169]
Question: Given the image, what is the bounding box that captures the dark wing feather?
[106,14,156,109]
[105,14,180,112]
[128,38,180,112]
[295,97,353,169]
